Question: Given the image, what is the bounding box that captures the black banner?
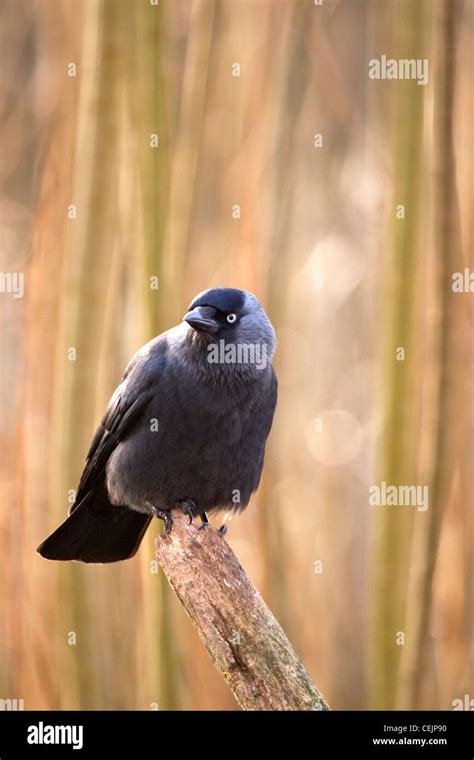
[0,710,472,756]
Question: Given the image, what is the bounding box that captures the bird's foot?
[177,499,196,525]
[195,510,227,535]
[149,505,173,534]
[199,511,210,530]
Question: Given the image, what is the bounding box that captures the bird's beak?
[183,306,219,334]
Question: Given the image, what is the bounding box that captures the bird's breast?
[106,370,271,514]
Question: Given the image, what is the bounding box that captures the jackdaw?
[37,287,278,563]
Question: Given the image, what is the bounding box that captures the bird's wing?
[258,368,278,439]
[69,387,153,514]
[267,368,278,431]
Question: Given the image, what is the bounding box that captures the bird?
[37,287,278,563]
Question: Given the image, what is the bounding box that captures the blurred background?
[0,0,472,710]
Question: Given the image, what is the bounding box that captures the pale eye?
[226,313,237,324]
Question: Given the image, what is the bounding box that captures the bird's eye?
[226,313,237,324]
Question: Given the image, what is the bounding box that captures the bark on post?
[155,510,329,711]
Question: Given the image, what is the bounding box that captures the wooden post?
[156,510,329,711]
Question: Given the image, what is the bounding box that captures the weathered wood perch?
[156,510,329,711]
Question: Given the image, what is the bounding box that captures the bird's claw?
[199,511,210,530]
[178,500,196,525]
[198,513,227,535]
[150,505,173,534]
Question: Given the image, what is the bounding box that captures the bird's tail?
[36,488,152,564]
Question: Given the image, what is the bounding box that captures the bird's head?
[183,288,276,372]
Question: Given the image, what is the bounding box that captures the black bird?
[37,287,277,563]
